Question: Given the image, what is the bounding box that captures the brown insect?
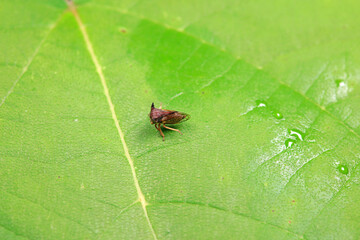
[149,103,190,141]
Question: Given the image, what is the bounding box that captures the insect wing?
[160,108,190,122]
[160,111,190,124]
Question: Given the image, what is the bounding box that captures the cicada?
[149,103,190,141]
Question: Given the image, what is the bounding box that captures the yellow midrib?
[66,1,158,239]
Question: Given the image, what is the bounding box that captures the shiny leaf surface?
[1,0,360,239]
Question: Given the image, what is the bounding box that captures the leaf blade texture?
[1,0,360,239]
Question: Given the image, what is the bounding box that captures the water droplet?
[335,79,346,87]
[256,100,267,107]
[289,129,304,141]
[274,112,283,119]
[285,139,295,148]
[337,164,349,175]
[335,79,349,99]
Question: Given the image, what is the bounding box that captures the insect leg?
[155,124,165,141]
[163,124,183,135]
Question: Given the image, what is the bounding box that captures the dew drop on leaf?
[335,79,349,98]
[289,129,304,141]
[335,79,346,87]
[285,139,295,148]
[338,164,349,175]
[273,112,283,119]
[255,100,267,107]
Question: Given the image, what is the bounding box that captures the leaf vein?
[156,200,304,239]
[0,11,65,108]
[2,190,95,234]
[304,154,360,236]
[65,1,158,239]
[87,3,360,139]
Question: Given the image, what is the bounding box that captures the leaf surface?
[1,0,360,239]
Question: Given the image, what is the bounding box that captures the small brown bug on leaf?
[149,103,190,141]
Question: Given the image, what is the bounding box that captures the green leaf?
[1,0,360,239]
